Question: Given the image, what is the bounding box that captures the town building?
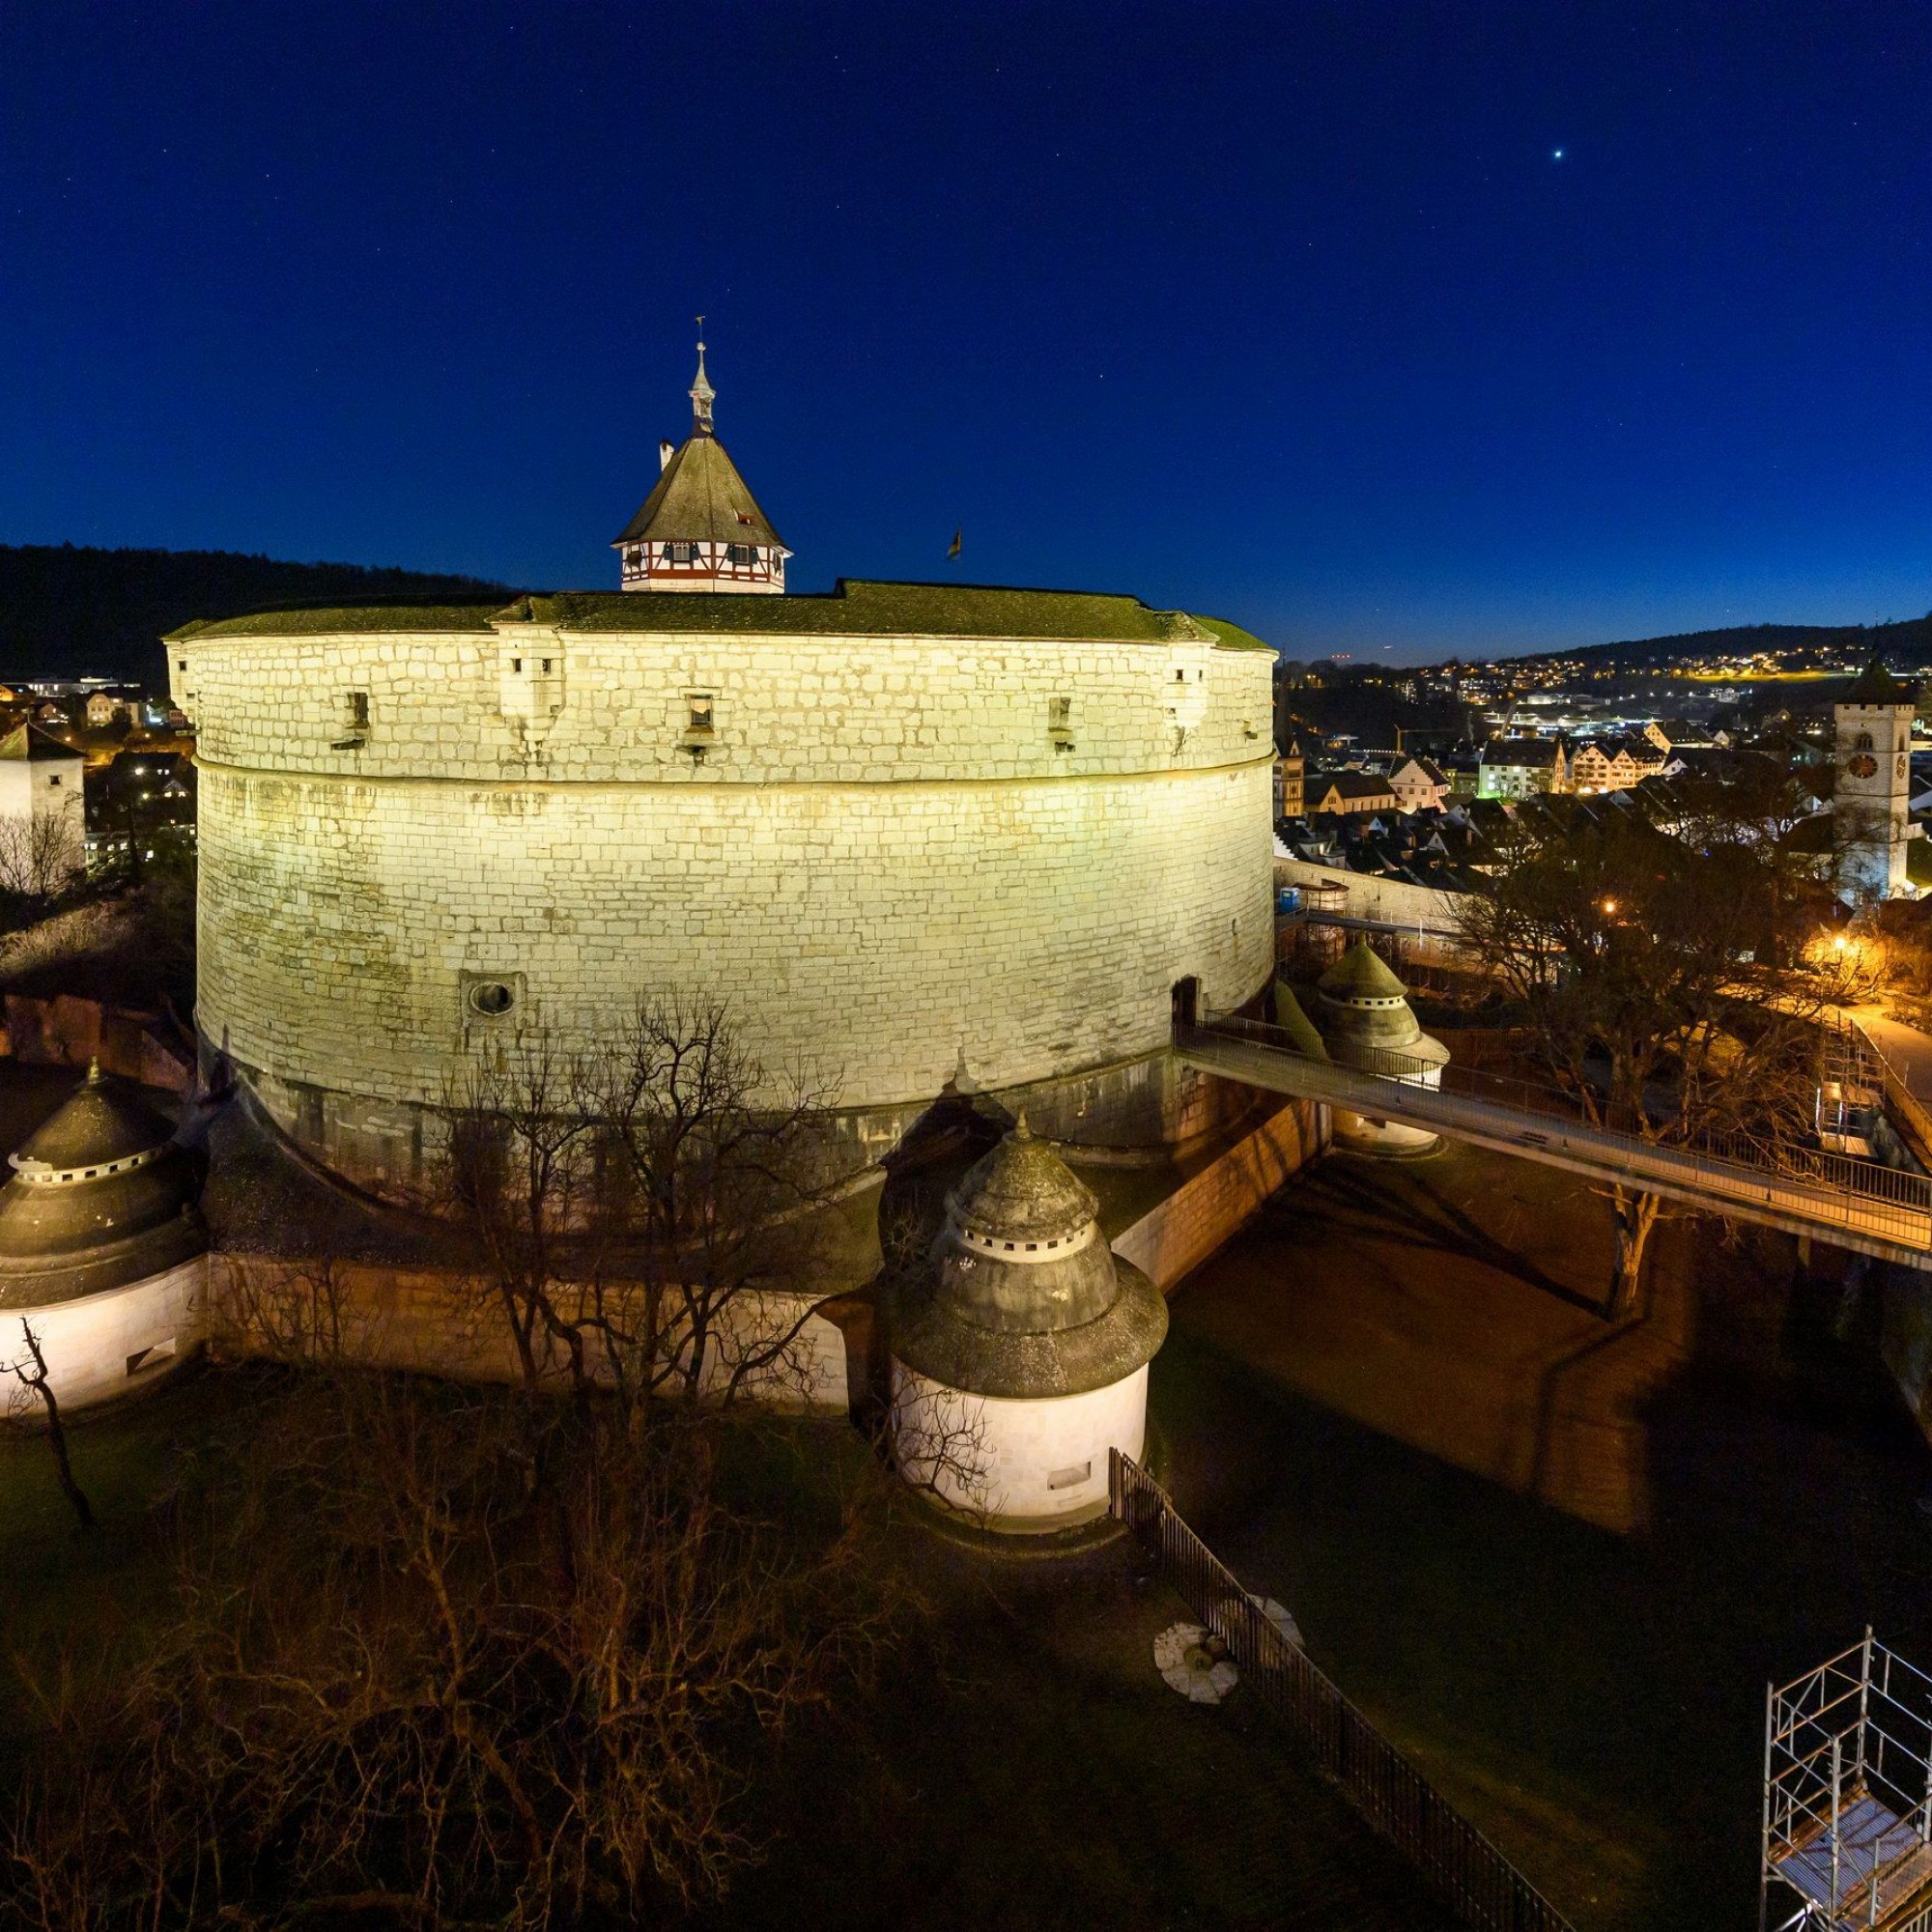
[1477,736,1567,798]
[1387,754,1450,811]
[1305,768,1399,815]
[1833,658,1920,900]
[1275,736,1305,817]
[0,723,86,884]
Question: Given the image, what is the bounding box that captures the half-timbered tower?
[611,338,790,594]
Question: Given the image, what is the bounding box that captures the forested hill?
[1502,611,1932,674]
[0,545,514,684]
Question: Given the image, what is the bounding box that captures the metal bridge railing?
[1110,1450,1575,1932]
[1190,1011,1932,1226]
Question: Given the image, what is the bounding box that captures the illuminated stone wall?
[178,622,1276,1184]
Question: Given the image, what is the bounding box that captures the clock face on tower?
[1848,753,1879,779]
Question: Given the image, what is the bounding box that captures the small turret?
[611,326,792,595]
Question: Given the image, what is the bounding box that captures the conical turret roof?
[0,1062,205,1304]
[947,1115,1097,1246]
[1317,938,1408,1004]
[10,1061,177,1178]
[889,1120,1166,1400]
[612,432,785,551]
[1309,939,1448,1065]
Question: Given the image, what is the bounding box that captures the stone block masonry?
[177,607,1278,1189]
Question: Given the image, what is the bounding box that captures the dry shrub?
[4,1373,907,1929]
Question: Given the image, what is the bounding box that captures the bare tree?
[440,999,849,1422]
[1460,805,1828,1318]
[4,1369,909,1929]
[0,808,83,901]
[5,1320,94,1530]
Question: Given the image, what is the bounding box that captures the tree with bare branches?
[4,1370,908,1929]
[440,997,849,1421]
[0,807,84,901]
[5,1320,94,1530]
[1459,804,1829,1318]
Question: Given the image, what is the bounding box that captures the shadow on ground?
[1153,1143,1932,1931]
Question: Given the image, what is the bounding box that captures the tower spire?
[690,315,715,436]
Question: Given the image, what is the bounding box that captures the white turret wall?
[890,1362,1149,1529]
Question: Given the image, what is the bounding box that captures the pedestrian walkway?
[1179,1014,1932,1268]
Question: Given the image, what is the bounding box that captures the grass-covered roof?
[167,601,504,642]
[171,580,1276,650]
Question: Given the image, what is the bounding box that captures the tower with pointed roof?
[1833,656,1919,900]
[1304,939,1448,1154]
[611,332,791,595]
[0,1061,208,1408]
[889,1116,1167,1531]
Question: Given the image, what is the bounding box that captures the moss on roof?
[172,580,1265,648]
[1191,612,1274,652]
[168,600,505,642]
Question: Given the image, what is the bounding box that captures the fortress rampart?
[170,583,1278,1190]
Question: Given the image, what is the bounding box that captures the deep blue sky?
[3,3,1928,663]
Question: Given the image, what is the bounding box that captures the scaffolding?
[1764,1634,1932,1932]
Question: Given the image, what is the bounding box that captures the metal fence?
[1110,1450,1576,1932]
[1199,1009,1932,1220]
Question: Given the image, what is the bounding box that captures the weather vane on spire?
[689,316,715,435]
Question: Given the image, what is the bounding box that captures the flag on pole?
[947,528,962,560]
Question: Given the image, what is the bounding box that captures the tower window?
[725,543,758,566]
[662,541,699,565]
[1856,731,1875,751]
[333,691,370,748]
[686,694,715,734]
[1048,695,1074,750]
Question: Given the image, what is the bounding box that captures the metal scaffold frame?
[1763,1634,1932,1932]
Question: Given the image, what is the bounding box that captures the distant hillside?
[0,545,514,685]
[1506,612,1932,674]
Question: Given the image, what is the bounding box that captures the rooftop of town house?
[167,580,1275,650]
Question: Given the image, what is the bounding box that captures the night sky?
[3,2,1928,662]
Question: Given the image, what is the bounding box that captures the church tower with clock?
[1833,657,1918,900]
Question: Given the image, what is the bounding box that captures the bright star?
[1552,148,1565,160]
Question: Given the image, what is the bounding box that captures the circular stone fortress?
[166,347,1278,1192]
